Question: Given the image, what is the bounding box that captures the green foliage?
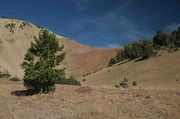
[170,27,180,47]
[55,75,81,86]
[21,29,66,94]
[108,58,116,66]
[0,71,11,78]
[153,31,170,48]
[109,25,180,66]
[115,40,154,62]
[9,77,20,81]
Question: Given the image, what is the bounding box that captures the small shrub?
[9,77,20,81]
[19,21,31,29]
[0,71,11,78]
[119,78,129,88]
[55,76,81,86]
[132,81,137,86]
[5,23,16,33]
[108,58,116,66]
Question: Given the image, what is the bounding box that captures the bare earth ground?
[0,80,180,119]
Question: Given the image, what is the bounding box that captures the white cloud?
[165,23,180,32]
[107,44,120,48]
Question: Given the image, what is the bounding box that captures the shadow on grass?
[134,57,149,62]
[134,58,144,62]
[11,90,37,96]
[113,59,130,67]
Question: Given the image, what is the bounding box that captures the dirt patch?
[75,86,93,93]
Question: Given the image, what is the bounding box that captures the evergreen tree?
[153,31,170,47]
[21,29,65,93]
[171,26,180,47]
[108,58,116,66]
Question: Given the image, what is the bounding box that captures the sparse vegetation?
[115,78,129,88]
[5,23,16,33]
[133,81,137,86]
[19,21,31,29]
[9,77,20,81]
[0,70,11,78]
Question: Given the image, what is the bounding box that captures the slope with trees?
[109,26,180,66]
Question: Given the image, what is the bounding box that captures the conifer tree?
[21,29,65,93]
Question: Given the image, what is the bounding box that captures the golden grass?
[83,51,180,90]
[0,80,180,119]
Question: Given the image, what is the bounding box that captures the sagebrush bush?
[119,78,129,88]
[132,81,137,86]
[5,23,16,33]
[9,77,20,81]
[0,71,11,78]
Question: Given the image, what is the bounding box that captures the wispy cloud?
[89,10,151,41]
[165,23,180,32]
[73,0,135,11]
[119,0,135,8]
[70,0,155,47]
[73,0,91,10]
[107,43,120,48]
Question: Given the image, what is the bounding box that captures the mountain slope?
[0,18,117,78]
[83,51,180,89]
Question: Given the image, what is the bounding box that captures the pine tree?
[21,29,65,93]
[153,31,170,47]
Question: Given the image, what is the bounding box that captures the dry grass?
[83,51,180,90]
[0,80,180,119]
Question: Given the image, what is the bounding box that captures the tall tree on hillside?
[153,31,170,48]
[21,29,65,93]
[171,26,180,47]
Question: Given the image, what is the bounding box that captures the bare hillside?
[0,18,117,78]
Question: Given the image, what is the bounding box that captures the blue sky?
[0,0,180,48]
